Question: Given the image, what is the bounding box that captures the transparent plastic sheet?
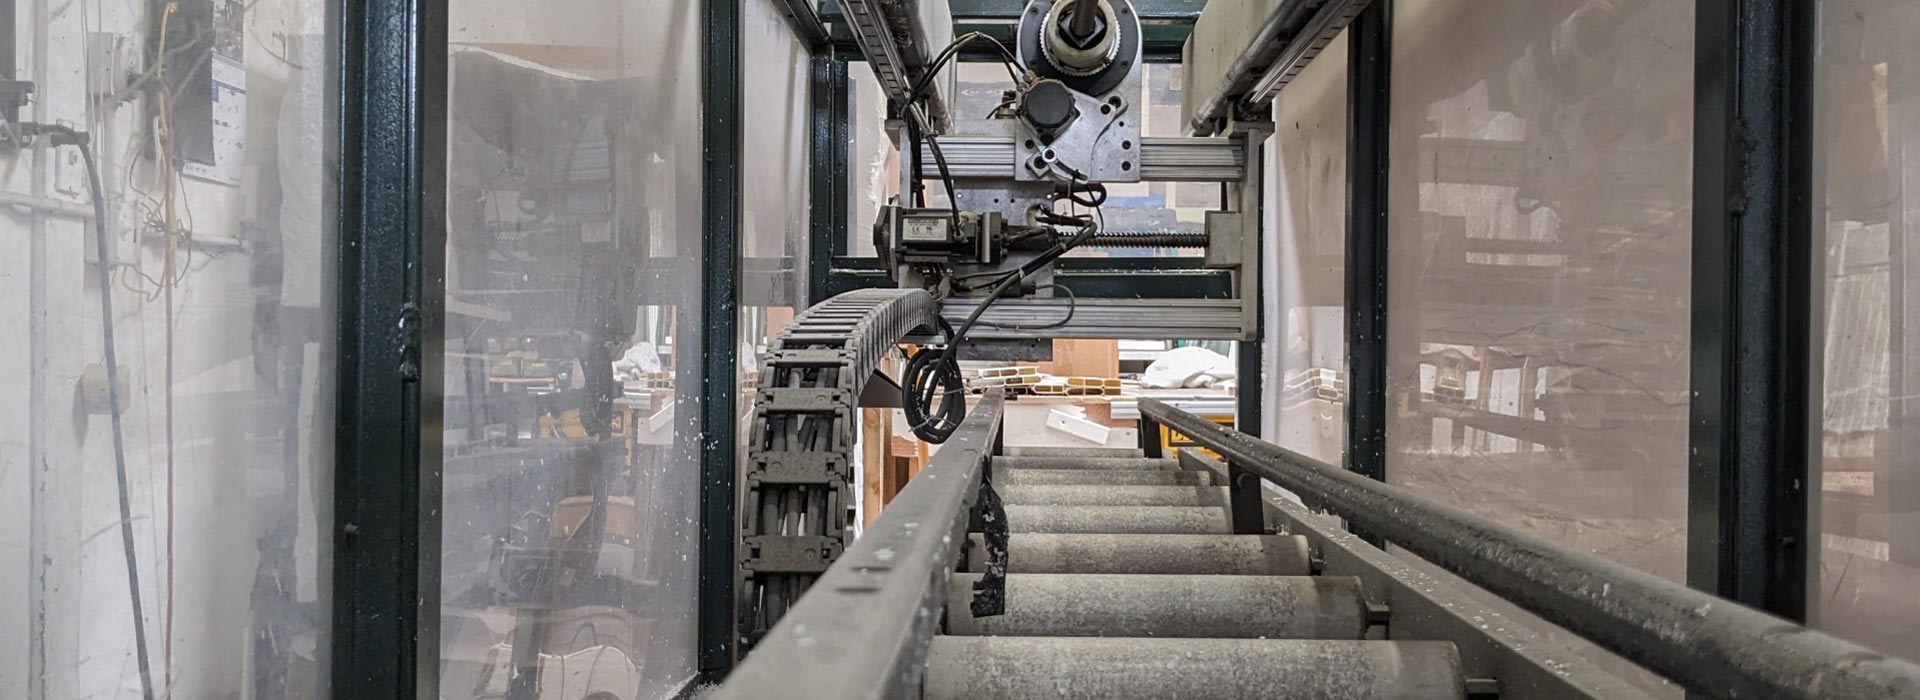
[850,61,899,258]
[1263,31,1349,465]
[738,0,815,537]
[1812,0,1920,663]
[438,1,704,697]
[1384,0,1695,696]
[8,0,334,697]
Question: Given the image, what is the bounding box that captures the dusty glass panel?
[1387,0,1694,695]
[1810,0,1920,662]
[5,0,335,697]
[739,0,813,497]
[438,1,705,698]
[849,61,898,258]
[1265,31,1348,464]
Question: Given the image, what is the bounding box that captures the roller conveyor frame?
[708,392,1920,700]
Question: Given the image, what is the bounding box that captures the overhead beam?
[836,0,953,129]
[1244,0,1368,104]
[1184,0,1373,136]
[949,0,1206,22]
[770,0,830,48]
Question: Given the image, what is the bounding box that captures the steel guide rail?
[1137,398,1920,700]
[735,288,945,652]
[718,391,1007,699]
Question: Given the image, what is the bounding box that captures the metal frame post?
[809,53,851,304]
[1234,133,1267,534]
[697,0,745,680]
[1227,460,1266,534]
[1344,0,1390,545]
[328,0,447,691]
[1139,415,1163,458]
[1686,0,1816,622]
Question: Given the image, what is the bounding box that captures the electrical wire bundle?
[894,34,1111,443]
[901,188,1105,443]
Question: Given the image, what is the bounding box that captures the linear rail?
[1185,0,1371,135]
[1139,399,1920,700]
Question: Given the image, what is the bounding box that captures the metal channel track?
[915,136,1247,182]
[1185,0,1371,135]
[837,0,950,129]
[735,288,943,652]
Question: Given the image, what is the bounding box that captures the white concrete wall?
[4,0,326,696]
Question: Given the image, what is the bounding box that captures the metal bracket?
[743,535,845,574]
[751,452,847,485]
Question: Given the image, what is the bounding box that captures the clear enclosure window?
[1811,0,1920,662]
[439,1,704,698]
[1385,0,1695,695]
[1265,31,1349,464]
[5,0,336,697]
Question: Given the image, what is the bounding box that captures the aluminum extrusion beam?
[710,391,1005,700]
[1184,0,1373,134]
[912,297,1249,341]
[1244,0,1368,103]
[837,0,951,127]
[1139,399,1920,700]
[915,136,1247,181]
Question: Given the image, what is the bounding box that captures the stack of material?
[964,366,1042,395]
[1033,376,1124,396]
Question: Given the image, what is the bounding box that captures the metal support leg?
[1139,416,1163,458]
[1227,460,1265,535]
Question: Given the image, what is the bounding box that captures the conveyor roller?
[924,637,1467,700]
[963,533,1312,575]
[946,573,1368,639]
[997,484,1230,506]
[1004,504,1234,534]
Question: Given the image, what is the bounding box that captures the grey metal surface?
[924,636,1466,700]
[1004,504,1232,534]
[999,468,1213,486]
[710,391,1004,700]
[994,455,1181,471]
[998,484,1230,506]
[965,532,1312,575]
[1142,399,1920,700]
[916,136,1246,182]
[737,289,945,649]
[946,572,1368,639]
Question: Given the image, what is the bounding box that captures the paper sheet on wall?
[183,55,246,186]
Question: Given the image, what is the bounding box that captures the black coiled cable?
[903,317,968,443]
